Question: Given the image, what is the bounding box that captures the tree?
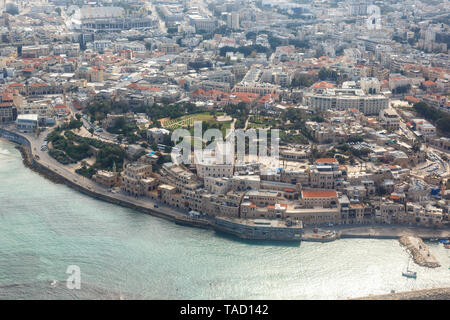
[291,74,317,88]
[268,34,283,50]
[315,47,325,58]
[376,186,388,196]
[5,3,19,15]
[436,117,450,135]
[318,67,338,81]
[413,101,450,135]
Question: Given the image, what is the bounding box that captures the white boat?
[402,270,417,278]
[402,258,417,279]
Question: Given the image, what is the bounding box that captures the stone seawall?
[339,233,398,240]
[32,159,178,222]
[3,127,450,242]
[0,128,31,146]
[1,128,180,224]
[336,225,450,240]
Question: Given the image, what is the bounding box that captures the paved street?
[2,125,187,220]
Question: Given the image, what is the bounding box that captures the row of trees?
[291,73,318,88]
[219,45,270,58]
[48,129,126,172]
[223,102,248,129]
[48,130,92,162]
[413,101,450,135]
[85,101,203,124]
[318,67,339,81]
[244,31,311,51]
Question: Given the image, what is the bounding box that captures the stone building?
[121,163,155,196]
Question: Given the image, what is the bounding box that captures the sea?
[0,138,449,299]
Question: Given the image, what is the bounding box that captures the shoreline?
[1,131,450,242]
[352,287,450,300]
[2,134,450,299]
[0,135,185,225]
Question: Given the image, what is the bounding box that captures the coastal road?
[81,118,119,144]
[6,126,188,221]
[394,106,450,178]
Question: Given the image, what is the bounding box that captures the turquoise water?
[0,138,449,299]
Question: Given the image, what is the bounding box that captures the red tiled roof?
[231,92,259,103]
[191,88,206,97]
[423,80,436,86]
[316,158,338,164]
[302,190,338,198]
[405,96,421,103]
[1,92,13,101]
[312,81,336,89]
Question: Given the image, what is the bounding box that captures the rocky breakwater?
[399,235,440,268]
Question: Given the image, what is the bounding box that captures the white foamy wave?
[0,148,11,155]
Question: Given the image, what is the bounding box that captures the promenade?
[334,224,450,240]
[0,125,188,223]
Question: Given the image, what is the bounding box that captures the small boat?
[50,280,58,287]
[445,245,450,249]
[402,270,417,279]
[439,239,450,244]
[429,238,439,242]
[402,257,417,279]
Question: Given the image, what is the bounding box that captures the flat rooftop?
[217,217,303,229]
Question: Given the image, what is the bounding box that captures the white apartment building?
[16,114,39,132]
[304,88,388,115]
[227,12,240,30]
